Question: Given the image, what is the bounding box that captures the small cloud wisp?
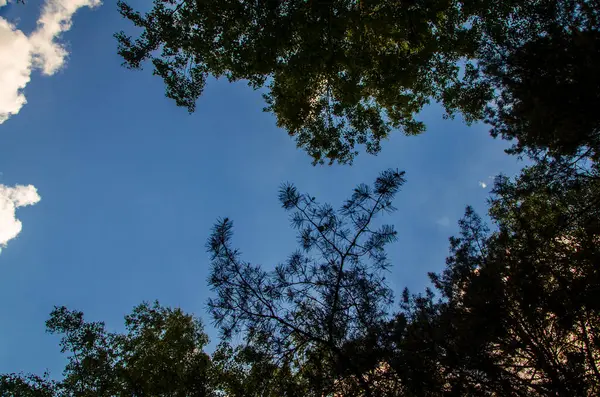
[0,184,41,250]
[436,216,450,227]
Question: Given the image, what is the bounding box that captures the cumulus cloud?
[0,184,41,249]
[0,18,31,123]
[0,0,100,123]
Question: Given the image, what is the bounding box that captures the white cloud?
[0,0,100,123]
[436,216,450,227]
[478,181,487,189]
[0,184,41,249]
[0,18,32,123]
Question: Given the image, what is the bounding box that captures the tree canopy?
[1,302,214,396]
[475,1,600,160]
[393,155,600,396]
[3,2,598,393]
[115,0,600,164]
[2,159,599,396]
[115,0,487,164]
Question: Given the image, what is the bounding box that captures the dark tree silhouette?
[461,0,600,159]
[2,161,598,396]
[207,169,405,395]
[395,156,600,396]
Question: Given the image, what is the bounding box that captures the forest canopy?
[116,0,600,163]
[1,1,599,396]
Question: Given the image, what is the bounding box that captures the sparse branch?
[207,169,404,395]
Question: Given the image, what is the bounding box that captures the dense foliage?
[475,1,600,159]
[116,0,600,164]
[1,303,213,396]
[394,156,600,396]
[115,0,487,164]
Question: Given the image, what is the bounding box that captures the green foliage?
[115,0,600,164]
[6,2,600,393]
[1,302,213,397]
[0,374,56,397]
[211,342,310,396]
[115,0,486,164]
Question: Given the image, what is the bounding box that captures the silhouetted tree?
[396,155,600,396]
[206,169,405,395]
[210,342,311,396]
[462,0,600,159]
[3,160,598,396]
[482,27,600,160]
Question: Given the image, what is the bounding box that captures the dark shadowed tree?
[395,155,600,396]
[206,168,405,395]
[210,342,311,396]
[0,374,56,397]
[482,27,600,160]
[465,0,600,159]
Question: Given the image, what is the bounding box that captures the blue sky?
[0,0,523,377]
